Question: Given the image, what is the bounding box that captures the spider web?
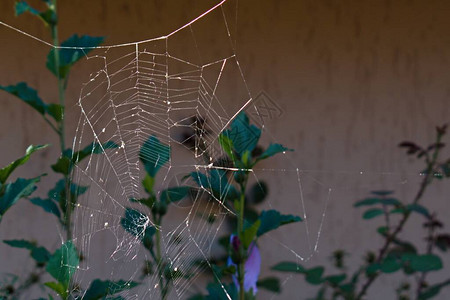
[64,1,326,298]
[0,1,430,299]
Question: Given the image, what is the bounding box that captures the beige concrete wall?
[0,0,449,299]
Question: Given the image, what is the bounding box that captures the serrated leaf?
[139,136,170,177]
[30,197,61,218]
[3,239,50,264]
[3,239,35,250]
[222,112,261,157]
[205,282,238,300]
[160,186,189,204]
[47,35,104,78]
[73,141,118,164]
[257,210,302,237]
[305,267,324,285]
[15,1,40,16]
[257,143,293,161]
[83,279,139,300]
[51,156,71,175]
[46,241,79,287]
[31,246,51,264]
[190,169,238,201]
[256,277,280,293]
[0,144,48,184]
[271,261,305,273]
[0,82,48,115]
[0,176,42,217]
[362,208,384,219]
[53,142,118,175]
[248,181,268,204]
[121,208,149,237]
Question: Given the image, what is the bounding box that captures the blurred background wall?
[0,0,449,299]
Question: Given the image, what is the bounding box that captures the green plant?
[0,1,134,299]
[0,145,47,224]
[187,112,302,300]
[270,125,450,300]
[120,136,190,300]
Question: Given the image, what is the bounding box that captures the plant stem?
[355,134,443,300]
[50,0,71,243]
[155,215,167,300]
[237,176,248,300]
[416,217,436,298]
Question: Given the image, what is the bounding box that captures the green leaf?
[74,141,118,163]
[222,112,261,157]
[370,190,394,196]
[142,226,156,251]
[362,208,384,219]
[15,1,56,26]
[324,274,346,285]
[160,186,189,204]
[141,174,154,194]
[47,35,104,79]
[44,281,67,299]
[205,282,238,300]
[0,82,47,115]
[15,1,40,16]
[51,156,71,175]
[379,257,402,273]
[53,142,118,175]
[83,279,139,300]
[354,198,381,207]
[0,144,47,184]
[305,267,324,285]
[257,210,302,237]
[139,136,170,177]
[435,234,450,252]
[30,197,61,218]
[0,176,42,217]
[391,204,430,218]
[271,261,305,273]
[241,220,260,249]
[47,104,64,122]
[121,208,149,237]
[257,277,281,293]
[3,239,50,264]
[190,169,239,201]
[3,239,35,250]
[218,134,234,160]
[31,246,51,264]
[46,241,79,287]
[257,143,293,161]
[406,204,430,218]
[366,263,380,276]
[248,182,268,204]
[419,279,450,300]
[404,254,442,272]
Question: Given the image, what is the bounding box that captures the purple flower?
[227,234,261,295]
